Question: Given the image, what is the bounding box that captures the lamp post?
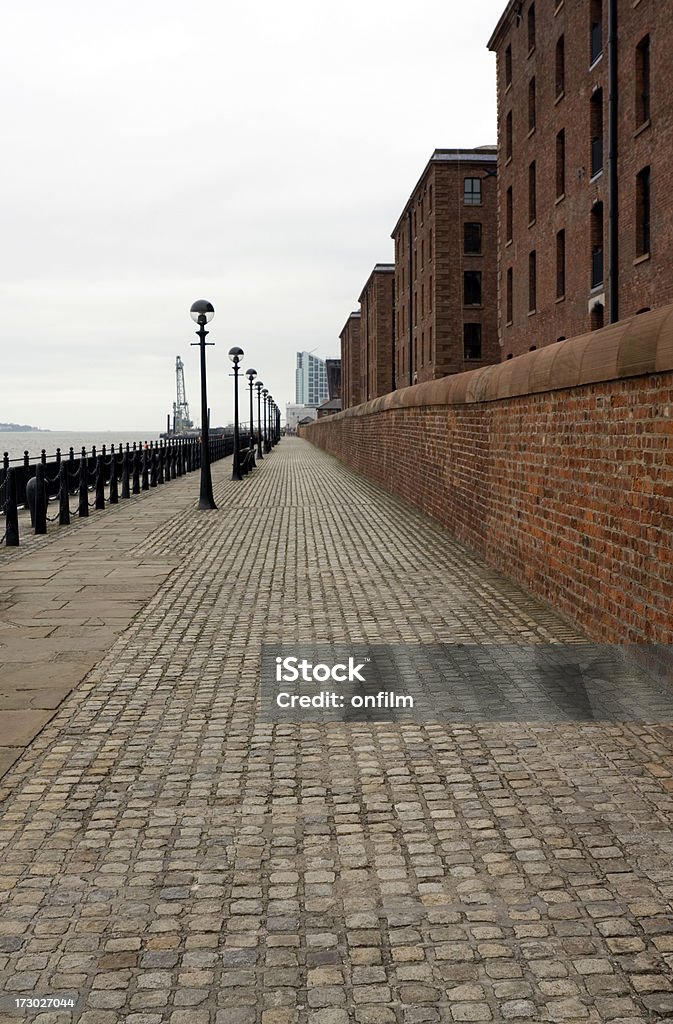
[262,388,269,453]
[255,380,264,460]
[245,368,257,450]
[190,299,217,510]
[266,395,273,452]
[229,346,244,481]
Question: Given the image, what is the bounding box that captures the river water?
[1,431,165,464]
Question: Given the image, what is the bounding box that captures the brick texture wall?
[302,303,673,644]
[340,313,361,410]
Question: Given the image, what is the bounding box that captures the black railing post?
[122,446,130,498]
[79,450,89,518]
[150,444,158,487]
[132,446,140,494]
[176,440,183,478]
[141,447,149,490]
[95,456,106,510]
[5,468,19,546]
[34,463,47,534]
[158,443,165,485]
[59,463,70,526]
[109,449,119,504]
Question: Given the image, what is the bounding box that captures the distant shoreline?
[0,424,46,432]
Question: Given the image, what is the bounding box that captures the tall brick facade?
[391,149,499,386]
[358,264,395,401]
[489,0,673,358]
[340,311,361,409]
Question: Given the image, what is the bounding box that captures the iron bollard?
[157,445,165,485]
[109,452,119,504]
[141,447,149,490]
[150,445,158,487]
[132,448,141,494]
[176,442,183,478]
[122,447,130,499]
[58,463,70,526]
[34,464,47,534]
[5,468,19,546]
[95,456,105,510]
[79,453,89,517]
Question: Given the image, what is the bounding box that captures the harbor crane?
[169,356,194,435]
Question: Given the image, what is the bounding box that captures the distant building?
[340,312,362,409]
[286,403,318,432]
[317,397,343,419]
[325,358,342,400]
[391,148,499,385]
[488,0,673,356]
[296,351,329,407]
[359,264,395,401]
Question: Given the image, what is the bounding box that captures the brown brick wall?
[492,0,673,358]
[302,303,673,644]
[340,313,361,410]
[359,267,395,400]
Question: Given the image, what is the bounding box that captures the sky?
[1,0,506,431]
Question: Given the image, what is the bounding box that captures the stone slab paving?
[0,438,672,1024]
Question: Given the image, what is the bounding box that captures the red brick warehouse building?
[489,0,673,358]
[358,264,395,402]
[340,311,361,410]
[391,148,499,386]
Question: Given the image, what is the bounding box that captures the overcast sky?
[2,0,506,431]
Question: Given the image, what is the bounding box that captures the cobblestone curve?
[0,439,672,1024]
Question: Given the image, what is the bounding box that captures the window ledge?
[590,169,604,183]
[527,45,536,59]
[589,53,603,71]
[505,156,512,167]
[463,252,483,257]
[590,283,604,294]
[555,192,566,205]
[633,252,651,266]
[505,81,512,94]
[634,118,651,138]
[555,90,565,106]
[528,309,537,317]
[527,126,536,139]
[464,304,483,310]
[505,238,513,247]
[505,320,513,328]
[556,294,566,304]
[528,218,537,228]
[554,0,564,12]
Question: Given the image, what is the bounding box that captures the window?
[636,166,651,256]
[555,35,565,97]
[421,239,424,268]
[464,271,482,306]
[429,228,433,259]
[429,184,433,211]
[528,161,536,223]
[528,251,537,312]
[591,202,604,287]
[429,277,433,310]
[414,293,417,325]
[636,35,651,125]
[464,178,482,205]
[506,111,513,161]
[528,2,536,52]
[421,283,425,316]
[590,0,603,64]
[506,267,513,324]
[505,44,512,87]
[556,229,566,298]
[591,89,603,176]
[528,78,536,132]
[464,222,482,254]
[556,129,566,197]
[506,187,513,243]
[464,323,482,360]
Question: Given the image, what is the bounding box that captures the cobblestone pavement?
[1,438,673,1024]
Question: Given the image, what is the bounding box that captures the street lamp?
[255,380,264,460]
[245,368,257,451]
[229,346,244,481]
[190,299,217,510]
[266,395,273,452]
[262,388,269,453]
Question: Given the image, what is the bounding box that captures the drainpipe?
[608,0,619,323]
[408,209,414,385]
[391,274,396,391]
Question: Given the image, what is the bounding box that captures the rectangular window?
[591,202,604,286]
[528,77,536,132]
[590,0,603,64]
[464,271,482,306]
[528,251,537,312]
[506,267,513,324]
[428,184,433,210]
[591,89,603,176]
[429,277,433,311]
[464,222,482,254]
[506,111,513,161]
[528,161,536,223]
[505,44,512,87]
[429,228,433,259]
[506,187,513,243]
[528,2,536,52]
[636,35,651,125]
[556,229,566,298]
[464,178,482,205]
[421,239,424,268]
[636,166,651,256]
[556,129,566,197]
[464,323,482,360]
[555,35,565,97]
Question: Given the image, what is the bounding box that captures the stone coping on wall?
[313,303,673,421]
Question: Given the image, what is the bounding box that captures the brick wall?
[302,304,673,644]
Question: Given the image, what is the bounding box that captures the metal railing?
[0,435,234,547]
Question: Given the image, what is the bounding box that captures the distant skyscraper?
[296,351,329,407]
